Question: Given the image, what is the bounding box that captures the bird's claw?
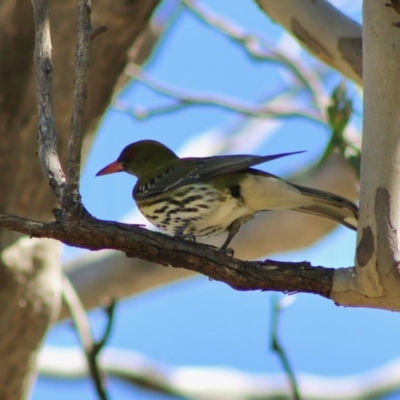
[174,232,196,242]
[218,247,234,258]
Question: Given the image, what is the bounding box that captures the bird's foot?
[174,223,197,242]
[174,231,196,242]
[196,243,234,257]
[218,246,234,258]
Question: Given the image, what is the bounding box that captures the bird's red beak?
[96,161,124,176]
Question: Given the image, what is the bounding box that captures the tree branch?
[59,151,359,320]
[270,297,300,400]
[255,0,362,85]
[64,0,100,213]
[0,210,334,297]
[38,346,400,400]
[62,276,111,400]
[183,0,327,108]
[124,64,323,122]
[31,0,65,202]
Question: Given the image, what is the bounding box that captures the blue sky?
[33,1,400,399]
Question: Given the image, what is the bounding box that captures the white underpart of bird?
[240,174,358,230]
[240,175,314,210]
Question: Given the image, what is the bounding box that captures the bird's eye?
[126,149,134,158]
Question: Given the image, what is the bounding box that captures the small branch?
[90,25,108,40]
[113,98,189,120]
[114,1,182,94]
[63,0,96,215]
[182,0,326,108]
[31,0,65,202]
[270,296,301,400]
[124,64,323,122]
[92,298,116,356]
[0,209,334,297]
[62,276,110,400]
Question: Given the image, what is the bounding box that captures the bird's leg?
[219,219,242,257]
[174,223,196,242]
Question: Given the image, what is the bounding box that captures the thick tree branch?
[38,346,400,400]
[31,0,65,202]
[0,211,334,298]
[255,0,362,85]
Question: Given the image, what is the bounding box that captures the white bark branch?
[38,346,400,400]
[63,250,194,320]
[255,0,362,84]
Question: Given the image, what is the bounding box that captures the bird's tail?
[293,184,358,231]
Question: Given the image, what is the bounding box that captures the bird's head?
[96,140,178,178]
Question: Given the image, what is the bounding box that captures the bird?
[96,140,358,252]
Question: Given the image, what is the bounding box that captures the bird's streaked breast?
[136,184,255,237]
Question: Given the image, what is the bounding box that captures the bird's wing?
[136,151,304,199]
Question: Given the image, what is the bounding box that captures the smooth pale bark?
[0,238,61,399]
[332,0,400,309]
[255,0,362,84]
[38,346,400,400]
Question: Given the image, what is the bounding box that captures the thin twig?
[113,1,182,95]
[31,0,65,202]
[124,64,323,122]
[270,296,301,400]
[113,98,189,120]
[62,275,111,400]
[92,298,116,356]
[64,0,105,216]
[91,25,108,40]
[182,0,327,110]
